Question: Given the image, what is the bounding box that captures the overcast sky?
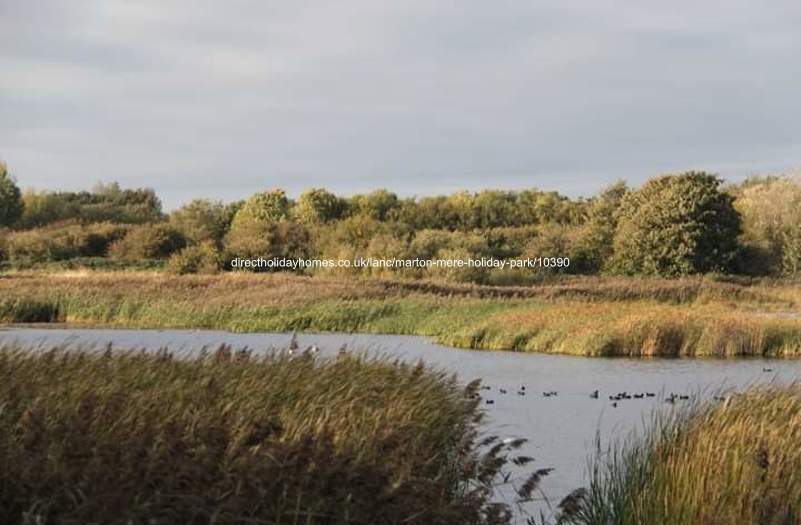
[2,1,800,209]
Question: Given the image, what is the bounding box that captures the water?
[2,326,800,517]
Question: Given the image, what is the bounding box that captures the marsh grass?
[560,385,801,525]
[2,272,801,357]
[0,344,550,525]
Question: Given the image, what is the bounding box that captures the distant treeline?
[1,161,800,281]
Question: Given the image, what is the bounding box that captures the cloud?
[2,0,800,208]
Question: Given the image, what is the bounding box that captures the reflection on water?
[3,327,800,513]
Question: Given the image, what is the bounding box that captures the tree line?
[1,161,800,281]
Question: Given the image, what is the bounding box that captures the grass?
[560,385,801,525]
[2,271,801,357]
[0,344,548,525]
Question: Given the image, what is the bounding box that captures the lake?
[2,326,800,517]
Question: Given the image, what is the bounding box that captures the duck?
[590,390,599,399]
[485,399,495,405]
[499,388,508,395]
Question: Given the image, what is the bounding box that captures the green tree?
[169,199,230,245]
[0,162,23,227]
[571,181,629,273]
[610,172,741,276]
[230,189,290,229]
[296,188,346,224]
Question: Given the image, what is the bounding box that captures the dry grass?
[561,385,801,525]
[0,344,546,525]
[2,271,801,357]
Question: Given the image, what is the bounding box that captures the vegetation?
[2,272,801,357]
[0,344,548,525]
[560,385,801,525]
[2,164,801,281]
[610,172,741,276]
[0,162,23,227]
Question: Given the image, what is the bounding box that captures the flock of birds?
[284,334,779,408]
[478,386,695,407]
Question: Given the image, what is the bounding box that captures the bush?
[225,220,312,267]
[610,172,741,277]
[4,222,130,263]
[108,224,186,260]
[169,199,231,245]
[733,176,801,275]
[166,242,223,274]
[0,347,543,525]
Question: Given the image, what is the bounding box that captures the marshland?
[2,169,801,523]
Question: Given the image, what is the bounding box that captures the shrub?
[225,220,312,266]
[108,224,186,260]
[166,242,223,274]
[610,172,741,277]
[3,222,130,262]
[733,176,801,275]
[169,198,230,245]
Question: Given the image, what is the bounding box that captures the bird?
[485,399,495,405]
[499,388,508,395]
[611,402,618,408]
[646,392,655,398]
[289,332,299,351]
[517,390,526,396]
[590,390,599,399]
[633,393,644,399]
[763,367,774,372]
[665,394,676,404]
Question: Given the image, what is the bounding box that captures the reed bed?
[0,344,547,525]
[2,272,801,357]
[560,385,801,525]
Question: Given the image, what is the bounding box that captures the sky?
[2,1,801,209]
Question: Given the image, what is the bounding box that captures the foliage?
[3,222,130,262]
[230,189,290,228]
[610,172,741,277]
[18,182,162,227]
[108,224,186,260]
[166,242,224,274]
[169,198,231,245]
[296,188,347,224]
[0,162,23,227]
[733,176,801,275]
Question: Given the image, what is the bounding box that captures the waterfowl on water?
[499,388,508,394]
[289,331,299,351]
[485,399,495,405]
[763,367,773,372]
[611,402,618,408]
[590,390,599,399]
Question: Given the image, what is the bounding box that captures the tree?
[610,172,741,276]
[0,162,23,227]
[733,176,801,275]
[296,188,346,224]
[169,199,230,245]
[571,181,629,273]
[230,189,290,229]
